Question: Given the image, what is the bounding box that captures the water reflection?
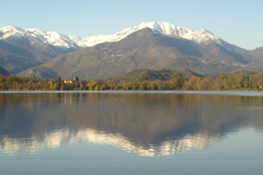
[0,93,263,156]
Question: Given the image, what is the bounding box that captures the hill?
[249,46,263,57]
[0,66,9,76]
[17,66,57,79]
[0,37,78,75]
[103,68,203,82]
[212,69,258,78]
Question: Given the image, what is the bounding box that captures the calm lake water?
[1,91,263,175]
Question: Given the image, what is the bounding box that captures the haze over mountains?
[0,22,262,79]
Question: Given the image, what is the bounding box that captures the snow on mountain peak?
[137,22,222,44]
[27,28,46,36]
[81,21,195,47]
[0,26,26,39]
[0,26,24,33]
[137,21,193,37]
[197,28,212,34]
[82,21,221,47]
[0,25,82,48]
[186,28,221,44]
[0,22,223,48]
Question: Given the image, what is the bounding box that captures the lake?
[0,91,263,175]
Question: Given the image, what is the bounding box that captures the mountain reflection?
[0,93,263,156]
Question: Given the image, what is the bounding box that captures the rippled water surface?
[1,91,263,175]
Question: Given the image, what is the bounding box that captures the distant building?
[64,79,73,84]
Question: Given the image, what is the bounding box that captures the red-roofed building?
[64,79,73,84]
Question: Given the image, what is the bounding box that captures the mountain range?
[0,22,262,80]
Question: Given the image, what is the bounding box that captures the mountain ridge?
[18,28,259,80]
[0,22,262,79]
[0,21,234,49]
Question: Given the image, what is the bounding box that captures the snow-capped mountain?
[1,22,257,77]
[0,25,82,48]
[0,22,223,49]
[98,21,222,46]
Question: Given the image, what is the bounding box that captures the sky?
[0,0,262,50]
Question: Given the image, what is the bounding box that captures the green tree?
[57,76,61,83]
[74,76,79,82]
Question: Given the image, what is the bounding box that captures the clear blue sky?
[0,0,262,50]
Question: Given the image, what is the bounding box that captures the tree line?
[1,72,263,91]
